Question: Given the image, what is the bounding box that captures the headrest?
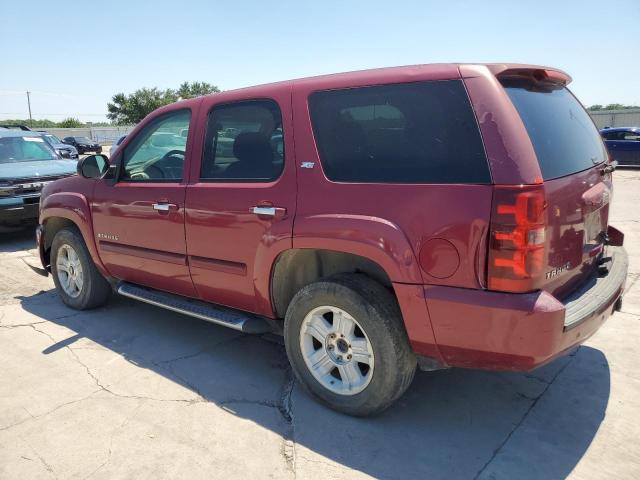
[232,132,272,162]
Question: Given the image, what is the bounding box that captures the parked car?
[33,64,628,416]
[61,136,102,155]
[0,129,76,231]
[109,135,127,157]
[600,127,640,166]
[40,133,79,159]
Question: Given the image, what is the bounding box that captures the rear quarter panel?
[292,66,494,289]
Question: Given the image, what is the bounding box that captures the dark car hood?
[52,142,75,150]
[0,159,77,181]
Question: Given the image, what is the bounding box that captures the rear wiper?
[600,161,617,175]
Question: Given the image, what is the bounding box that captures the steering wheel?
[161,150,185,161]
[129,163,165,180]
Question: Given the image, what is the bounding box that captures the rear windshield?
[504,84,607,180]
[308,80,490,184]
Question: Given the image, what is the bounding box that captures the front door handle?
[252,206,286,218]
[153,202,178,212]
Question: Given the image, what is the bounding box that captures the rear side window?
[504,84,607,180]
[308,80,490,184]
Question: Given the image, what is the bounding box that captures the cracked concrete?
[1,169,640,479]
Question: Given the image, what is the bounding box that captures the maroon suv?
[34,63,628,416]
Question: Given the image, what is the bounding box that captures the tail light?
[488,185,547,293]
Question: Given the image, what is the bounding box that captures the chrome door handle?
[252,206,276,216]
[153,203,178,211]
[252,206,287,218]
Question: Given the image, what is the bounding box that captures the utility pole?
[26,91,33,128]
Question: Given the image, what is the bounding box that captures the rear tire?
[284,273,416,416]
[51,227,111,310]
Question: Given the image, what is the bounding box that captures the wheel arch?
[40,192,109,277]
[270,248,397,319]
[262,214,422,318]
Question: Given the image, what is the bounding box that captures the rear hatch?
[501,75,611,298]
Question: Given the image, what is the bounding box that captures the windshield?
[503,84,607,180]
[44,134,62,144]
[0,136,58,163]
[74,137,93,143]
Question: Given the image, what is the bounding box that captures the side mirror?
[77,154,110,179]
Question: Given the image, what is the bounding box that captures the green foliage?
[177,81,220,99]
[107,82,220,125]
[588,103,640,111]
[0,118,57,128]
[57,117,83,128]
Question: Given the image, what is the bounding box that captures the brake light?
[488,185,547,292]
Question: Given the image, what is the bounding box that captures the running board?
[117,282,272,334]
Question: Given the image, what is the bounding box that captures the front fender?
[40,192,109,277]
[292,214,423,283]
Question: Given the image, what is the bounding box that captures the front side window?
[201,100,284,182]
[121,110,191,182]
[308,80,490,184]
[622,131,640,141]
[0,136,58,163]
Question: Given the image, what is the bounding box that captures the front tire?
[51,227,111,310]
[284,274,416,416]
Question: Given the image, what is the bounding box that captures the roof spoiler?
[488,65,572,89]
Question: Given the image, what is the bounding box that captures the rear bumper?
[420,246,628,371]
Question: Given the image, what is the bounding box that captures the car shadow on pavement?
[18,290,611,480]
[0,228,34,253]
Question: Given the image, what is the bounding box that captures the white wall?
[37,126,135,145]
[589,109,640,129]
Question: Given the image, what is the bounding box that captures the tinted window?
[45,134,62,143]
[308,80,489,184]
[201,100,283,182]
[504,84,607,180]
[622,131,640,141]
[121,109,190,182]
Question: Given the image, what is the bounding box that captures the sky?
[1,0,638,123]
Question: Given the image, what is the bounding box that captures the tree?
[107,82,220,125]
[177,81,220,99]
[588,103,640,111]
[107,88,175,125]
[0,118,58,128]
[58,117,83,128]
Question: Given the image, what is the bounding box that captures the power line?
[0,112,107,116]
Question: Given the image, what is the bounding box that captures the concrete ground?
[1,170,639,480]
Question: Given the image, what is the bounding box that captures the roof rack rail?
[0,124,32,131]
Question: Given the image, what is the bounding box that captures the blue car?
[0,128,77,231]
[600,127,640,167]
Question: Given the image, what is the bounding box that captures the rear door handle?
[252,206,286,217]
[153,202,178,212]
